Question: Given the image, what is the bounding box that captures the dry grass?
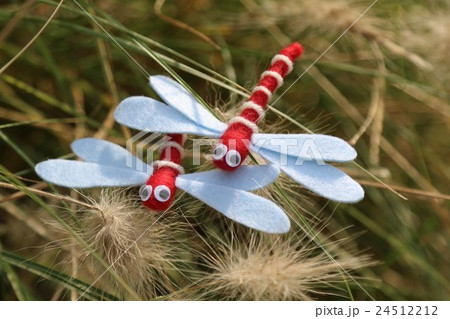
[72,189,184,299]
[200,233,374,300]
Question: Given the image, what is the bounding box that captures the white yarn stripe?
[229,116,259,134]
[240,101,265,119]
[153,160,185,174]
[252,85,273,100]
[261,70,284,89]
[271,54,294,74]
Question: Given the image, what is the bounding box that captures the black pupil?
[230,155,238,164]
[214,147,222,155]
[159,189,170,200]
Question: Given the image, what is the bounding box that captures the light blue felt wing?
[175,178,290,233]
[115,96,222,138]
[149,75,228,134]
[35,159,149,188]
[252,133,357,163]
[177,164,280,191]
[71,138,152,174]
[257,148,364,203]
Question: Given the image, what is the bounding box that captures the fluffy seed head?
[201,234,373,300]
[76,189,185,299]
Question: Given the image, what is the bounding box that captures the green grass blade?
[0,242,35,300]
[0,250,119,301]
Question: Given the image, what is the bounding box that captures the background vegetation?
[0,0,448,300]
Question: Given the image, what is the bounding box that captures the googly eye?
[226,150,241,167]
[154,185,171,202]
[139,185,152,201]
[212,143,228,160]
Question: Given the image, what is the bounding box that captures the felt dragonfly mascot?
[114,43,364,203]
[35,135,291,233]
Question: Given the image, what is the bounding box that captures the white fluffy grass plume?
[73,189,186,299]
[200,234,373,300]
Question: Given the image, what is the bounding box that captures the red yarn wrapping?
[214,123,253,171]
[240,108,260,123]
[143,166,178,210]
[213,43,303,170]
[280,43,304,61]
[160,134,183,164]
[143,134,184,211]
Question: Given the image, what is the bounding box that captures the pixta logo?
[126,131,163,174]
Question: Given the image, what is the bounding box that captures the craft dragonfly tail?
[213,43,304,170]
[114,43,364,203]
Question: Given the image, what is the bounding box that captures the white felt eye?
[226,150,241,167]
[139,185,152,201]
[212,143,228,160]
[154,185,171,202]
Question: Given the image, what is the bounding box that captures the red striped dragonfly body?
[213,43,303,171]
[35,135,290,233]
[141,133,184,210]
[114,43,364,203]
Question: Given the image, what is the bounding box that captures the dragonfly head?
[212,120,254,170]
[139,169,177,211]
[212,138,251,171]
